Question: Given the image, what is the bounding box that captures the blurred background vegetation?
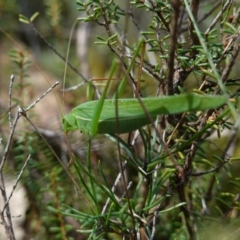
[1,0,240,240]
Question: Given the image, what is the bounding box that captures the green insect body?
[62,94,227,136]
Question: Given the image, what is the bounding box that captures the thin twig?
[205,0,232,35]
[25,81,59,112]
[1,112,21,171]
[8,75,15,129]
[188,159,228,176]
[2,154,31,212]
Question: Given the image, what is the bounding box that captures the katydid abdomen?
[62,94,227,135]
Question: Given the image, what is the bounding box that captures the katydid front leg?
[90,60,118,136]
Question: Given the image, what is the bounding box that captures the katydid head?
[62,113,90,135]
[62,107,97,136]
[62,113,78,132]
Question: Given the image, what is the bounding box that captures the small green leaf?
[223,21,238,34]
[230,157,240,161]
[19,14,30,24]
[141,31,155,35]
[30,12,39,22]
[94,41,107,45]
[108,34,118,41]
[160,202,186,213]
[228,181,240,188]
[76,0,84,6]
[77,17,86,21]
[201,69,218,80]
[49,227,61,233]
[201,158,215,167]
[96,36,106,41]
[212,155,224,162]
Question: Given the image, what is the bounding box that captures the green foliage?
[60,1,240,239]
[1,0,240,239]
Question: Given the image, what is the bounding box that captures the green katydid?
[62,93,227,136]
[62,60,228,136]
